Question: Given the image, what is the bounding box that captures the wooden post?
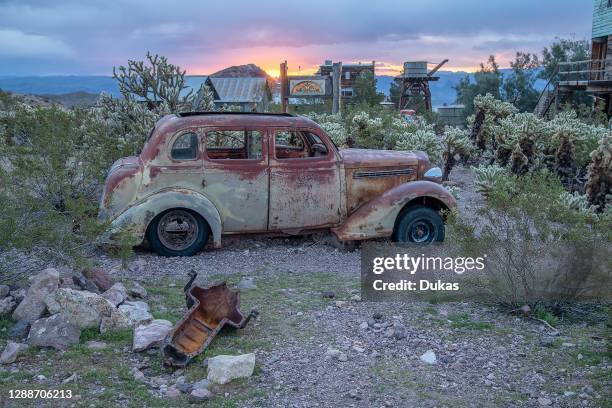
[332,62,342,114]
[280,61,288,113]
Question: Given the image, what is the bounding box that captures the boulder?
[0,342,28,364]
[9,320,31,340]
[9,288,26,303]
[0,296,16,314]
[127,282,147,299]
[118,301,153,326]
[59,277,79,290]
[207,353,256,385]
[85,340,108,350]
[83,268,114,292]
[132,319,173,352]
[45,288,130,331]
[72,275,99,293]
[27,314,80,350]
[12,268,59,322]
[236,278,257,290]
[0,284,9,299]
[190,388,213,400]
[101,283,128,307]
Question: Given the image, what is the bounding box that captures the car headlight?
[424,167,442,182]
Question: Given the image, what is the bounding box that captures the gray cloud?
[0,0,592,75]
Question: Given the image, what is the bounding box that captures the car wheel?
[393,205,444,244]
[147,209,209,256]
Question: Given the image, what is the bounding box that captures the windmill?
[396,59,448,113]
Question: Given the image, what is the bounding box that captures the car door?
[268,127,342,231]
[201,127,269,232]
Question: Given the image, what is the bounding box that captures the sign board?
[290,79,327,96]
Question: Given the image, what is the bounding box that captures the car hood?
[340,148,423,169]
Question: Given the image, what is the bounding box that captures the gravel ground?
[2,166,608,407]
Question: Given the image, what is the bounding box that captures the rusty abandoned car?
[99,112,456,256]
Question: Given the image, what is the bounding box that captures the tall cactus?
[585,136,612,212]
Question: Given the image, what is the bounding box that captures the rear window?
[171,132,198,160]
[206,130,263,160]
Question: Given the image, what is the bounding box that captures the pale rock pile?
[1,267,160,364]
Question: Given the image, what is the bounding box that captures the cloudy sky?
[0,0,592,77]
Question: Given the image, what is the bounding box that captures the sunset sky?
[0,0,592,77]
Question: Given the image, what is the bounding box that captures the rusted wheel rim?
[157,210,199,251]
[409,219,434,243]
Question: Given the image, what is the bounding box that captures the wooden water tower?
[397,59,448,113]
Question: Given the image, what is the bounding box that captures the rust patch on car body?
[162,272,258,367]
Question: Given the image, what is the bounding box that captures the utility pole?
[332,62,342,114]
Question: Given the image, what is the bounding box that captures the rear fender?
[331,181,456,241]
[101,188,222,248]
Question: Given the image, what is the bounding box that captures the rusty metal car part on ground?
[162,271,258,367]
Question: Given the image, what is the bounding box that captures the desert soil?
[0,166,609,407]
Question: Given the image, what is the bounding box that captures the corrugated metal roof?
[209,77,267,103]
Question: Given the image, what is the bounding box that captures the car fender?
[101,188,223,248]
[331,181,456,241]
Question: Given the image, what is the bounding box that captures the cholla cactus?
[394,124,442,165]
[470,94,518,151]
[349,111,384,148]
[510,144,529,175]
[441,126,473,180]
[559,191,597,214]
[473,164,506,196]
[585,135,612,212]
[191,83,216,111]
[304,113,349,147]
[554,133,576,189]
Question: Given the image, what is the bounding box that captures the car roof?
[158,112,319,128]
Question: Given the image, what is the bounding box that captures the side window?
[206,130,263,160]
[275,130,306,159]
[304,131,329,157]
[170,132,198,160]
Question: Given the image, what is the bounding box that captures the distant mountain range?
[0,70,546,109]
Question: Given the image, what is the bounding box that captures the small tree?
[353,71,384,107]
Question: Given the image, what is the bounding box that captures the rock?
[9,288,26,303]
[335,300,347,307]
[0,284,9,299]
[176,382,193,394]
[83,268,114,292]
[132,319,172,352]
[564,391,576,397]
[165,387,181,398]
[561,342,576,348]
[45,288,129,331]
[486,373,495,380]
[128,282,147,299]
[321,291,336,299]
[392,323,407,340]
[58,277,77,289]
[520,304,531,315]
[419,350,437,365]
[119,301,153,326]
[325,348,348,362]
[372,312,383,320]
[193,379,211,390]
[12,268,59,322]
[359,321,368,330]
[72,275,99,293]
[236,278,257,290]
[207,353,256,385]
[101,283,128,307]
[190,388,213,400]
[62,373,78,384]
[352,345,366,353]
[132,369,146,383]
[537,397,552,406]
[9,320,30,339]
[85,340,108,350]
[27,313,80,350]
[0,296,16,314]
[0,342,28,364]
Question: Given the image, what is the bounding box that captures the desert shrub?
[441,126,474,180]
[448,170,611,307]
[0,105,111,268]
[303,113,348,147]
[469,93,517,151]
